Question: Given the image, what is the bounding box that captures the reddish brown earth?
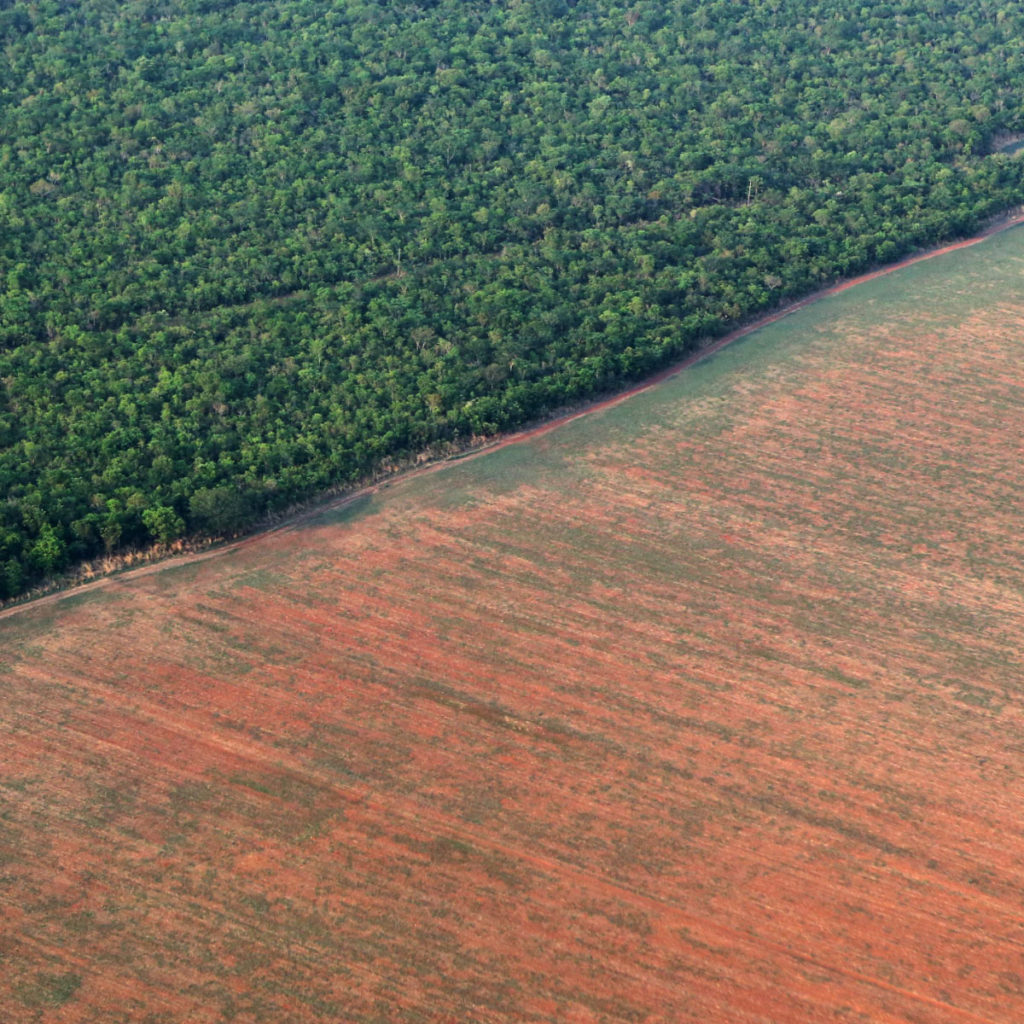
[4,225,1024,1022]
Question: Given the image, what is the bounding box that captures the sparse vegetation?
[4,227,1024,1022]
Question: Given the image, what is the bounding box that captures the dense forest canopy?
[2,0,1024,599]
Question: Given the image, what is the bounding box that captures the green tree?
[29,524,65,575]
[189,486,254,536]
[141,505,186,546]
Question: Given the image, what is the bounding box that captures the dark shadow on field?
[299,492,376,530]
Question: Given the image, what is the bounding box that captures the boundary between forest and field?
[4,208,1024,622]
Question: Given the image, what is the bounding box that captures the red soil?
[3,220,1024,1021]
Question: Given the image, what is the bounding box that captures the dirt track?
[4,210,1023,623]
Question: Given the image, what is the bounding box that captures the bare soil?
[3,217,1024,1022]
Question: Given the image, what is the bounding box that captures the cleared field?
[3,227,1024,1022]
